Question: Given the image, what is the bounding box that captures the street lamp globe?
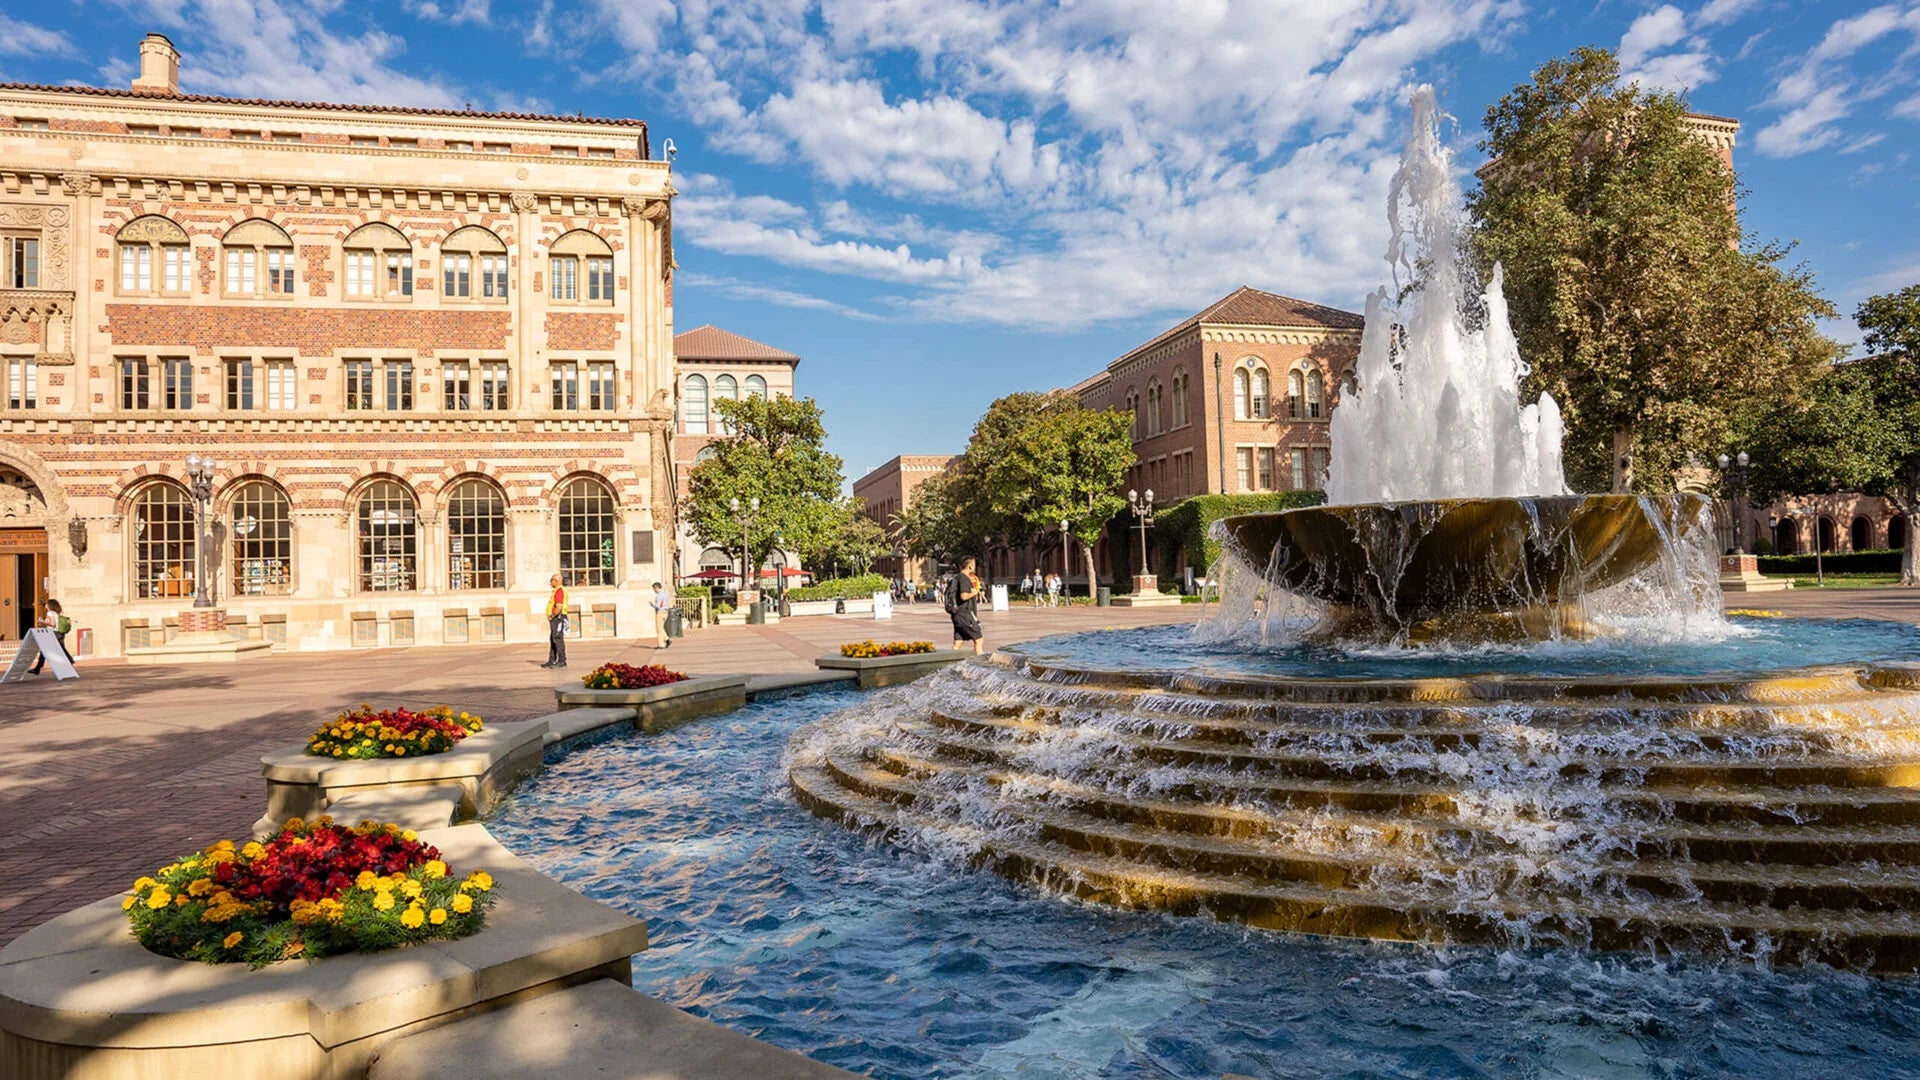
[1737,451,1749,468]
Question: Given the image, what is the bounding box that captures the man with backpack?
[945,556,985,655]
[30,598,71,676]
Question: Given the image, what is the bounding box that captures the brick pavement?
[0,600,1192,944]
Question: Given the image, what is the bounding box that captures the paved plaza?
[5,588,1918,947]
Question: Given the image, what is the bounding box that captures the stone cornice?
[1106,327,1200,381]
[1201,324,1363,347]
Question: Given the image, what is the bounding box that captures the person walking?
[29,598,70,675]
[946,556,985,655]
[541,573,569,669]
[1045,572,1061,607]
[651,582,674,650]
[1020,570,1035,606]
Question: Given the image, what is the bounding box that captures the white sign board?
[872,591,893,620]
[990,584,1010,612]
[1,629,78,683]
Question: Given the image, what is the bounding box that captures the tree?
[894,465,984,569]
[801,497,890,579]
[685,394,845,581]
[1469,46,1839,493]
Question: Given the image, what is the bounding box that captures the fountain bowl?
[1215,493,1713,639]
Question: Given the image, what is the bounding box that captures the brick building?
[670,324,800,583]
[0,34,677,658]
[852,454,958,584]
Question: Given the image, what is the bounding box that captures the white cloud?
[1696,0,1759,27]
[1620,6,1689,68]
[0,14,77,58]
[405,0,491,25]
[1895,93,1920,119]
[1616,2,1728,92]
[677,272,883,321]
[1755,3,1920,157]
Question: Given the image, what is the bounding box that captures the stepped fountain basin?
[1214,493,1713,640]
[788,623,1920,973]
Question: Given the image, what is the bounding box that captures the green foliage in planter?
[713,601,737,615]
[676,585,712,599]
[787,573,890,601]
[1758,549,1903,575]
[1150,491,1327,577]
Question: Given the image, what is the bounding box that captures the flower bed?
[839,640,937,658]
[123,816,495,968]
[307,705,482,760]
[583,662,689,690]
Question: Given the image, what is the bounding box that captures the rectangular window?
[1292,449,1311,490]
[587,361,615,411]
[443,361,471,411]
[162,246,189,293]
[120,246,152,292]
[586,257,614,301]
[480,254,509,298]
[1236,447,1253,493]
[345,360,375,410]
[6,237,38,288]
[346,251,376,297]
[224,248,256,294]
[443,253,471,298]
[119,358,150,410]
[163,357,193,411]
[550,362,579,410]
[550,256,577,300]
[5,356,34,409]
[225,358,256,410]
[481,361,509,410]
[1257,448,1274,491]
[385,252,413,297]
[267,249,295,294]
[267,360,296,410]
[385,359,414,411]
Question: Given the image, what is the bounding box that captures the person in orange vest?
[541,572,569,669]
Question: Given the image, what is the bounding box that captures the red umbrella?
[757,567,808,578]
[683,568,736,580]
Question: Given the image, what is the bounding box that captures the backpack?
[56,614,71,635]
[943,577,959,614]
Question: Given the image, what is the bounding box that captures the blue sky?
[2,1,1916,481]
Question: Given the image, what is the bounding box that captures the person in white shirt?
[651,582,674,650]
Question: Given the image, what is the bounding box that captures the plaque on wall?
[631,530,654,564]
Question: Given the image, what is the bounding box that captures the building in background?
[853,454,958,584]
[0,33,677,658]
[671,324,800,586]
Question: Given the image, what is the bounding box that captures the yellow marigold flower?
[399,907,426,930]
[174,894,190,906]
[355,870,377,890]
[187,878,215,898]
[451,893,474,914]
[372,890,396,911]
[394,747,406,756]
[223,931,243,949]
[286,941,305,958]
[401,879,423,899]
[423,860,448,880]
[401,829,418,842]
[122,896,137,911]
[133,876,157,891]
[240,842,264,859]
[429,907,447,926]
[283,817,305,831]
[146,888,171,910]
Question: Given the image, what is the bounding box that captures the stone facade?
[1741,495,1909,555]
[852,454,958,583]
[670,325,799,584]
[0,34,677,657]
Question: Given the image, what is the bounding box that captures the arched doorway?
[1773,518,1799,554]
[1890,516,1908,551]
[1851,516,1873,552]
[1817,516,1836,553]
[0,457,62,642]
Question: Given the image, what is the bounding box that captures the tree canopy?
[684,394,846,578]
[1469,46,1840,493]
[800,496,891,579]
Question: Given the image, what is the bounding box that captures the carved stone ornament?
[619,197,649,218]
[0,318,36,346]
[510,193,539,213]
[0,204,69,287]
[59,173,94,196]
[639,200,669,222]
[0,468,49,523]
[117,216,191,244]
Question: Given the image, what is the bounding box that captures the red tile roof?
[1123,285,1363,362]
[0,82,649,130]
[673,325,800,363]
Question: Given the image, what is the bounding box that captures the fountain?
[788,87,1920,974]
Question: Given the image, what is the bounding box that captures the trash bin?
[1095,585,1111,607]
[665,607,685,638]
[746,599,767,625]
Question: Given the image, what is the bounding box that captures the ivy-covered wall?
[1112,491,1327,586]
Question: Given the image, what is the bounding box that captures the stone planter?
[815,649,973,688]
[553,673,750,734]
[715,612,747,626]
[0,825,648,1080]
[785,599,840,617]
[840,597,875,615]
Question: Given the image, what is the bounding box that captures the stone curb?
[814,649,974,688]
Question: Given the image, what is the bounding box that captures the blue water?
[1014,617,1920,681]
[489,686,1920,1080]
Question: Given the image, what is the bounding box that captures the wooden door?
[0,554,17,641]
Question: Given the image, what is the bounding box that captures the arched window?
[1306,366,1325,419]
[117,215,191,297]
[1170,369,1188,428]
[745,375,768,399]
[1774,517,1799,555]
[343,223,412,300]
[1288,369,1305,419]
[714,374,739,435]
[1817,516,1836,553]
[441,225,509,301]
[1233,369,1249,420]
[446,478,507,590]
[355,480,417,592]
[557,476,617,587]
[683,374,709,435]
[549,230,615,303]
[221,219,295,298]
[1851,515,1873,552]
[694,445,718,464]
[1891,516,1908,551]
[1249,364,1270,419]
[131,481,195,598]
[1145,382,1163,436]
[227,480,292,596]
[1124,388,1139,441]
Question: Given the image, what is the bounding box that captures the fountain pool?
[491,682,1920,1079]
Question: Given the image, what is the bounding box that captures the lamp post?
[1127,488,1156,591]
[771,529,789,616]
[729,495,760,603]
[1716,451,1752,554]
[1213,352,1227,492]
[184,454,218,608]
[1060,518,1071,596]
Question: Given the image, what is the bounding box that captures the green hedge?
[1149,491,1327,577]
[1758,549,1903,575]
[787,573,890,601]
[677,585,713,599]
